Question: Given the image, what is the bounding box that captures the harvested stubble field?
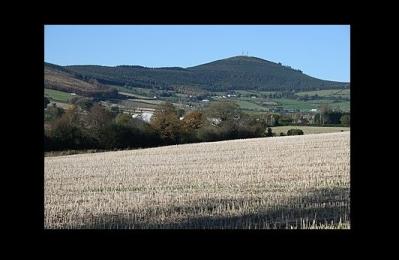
[44,132,350,229]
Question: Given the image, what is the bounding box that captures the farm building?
[207,117,222,126]
[132,111,154,123]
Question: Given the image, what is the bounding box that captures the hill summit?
[46,56,349,93]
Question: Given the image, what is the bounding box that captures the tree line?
[44,99,269,152]
[44,97,349,152]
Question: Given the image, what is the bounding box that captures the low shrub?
[287,129,304,136]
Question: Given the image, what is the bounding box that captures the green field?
[110,85,154,97]
[45,88,79,103]
[272,98,316,111]
[329,101,350,112]
[236,100,268,111]
[271,126,350,135]
[296,89,350,98]
[307,100,350,112]
[235,90,278,96]
[124,100,181,110]
[271,98,349,112]
[215,95,350,113]
[118,91,153,99]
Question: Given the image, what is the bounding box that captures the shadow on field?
[76,186,350,229]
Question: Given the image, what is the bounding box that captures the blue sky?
[45,25,350,82]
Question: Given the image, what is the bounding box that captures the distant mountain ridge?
[45,56,349,94]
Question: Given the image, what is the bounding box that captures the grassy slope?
[45,88,79,103]
[45,66,111,93]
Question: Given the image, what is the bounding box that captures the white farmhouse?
[141,112,153,123]
[207,117,222,126]
[132,112,154,123]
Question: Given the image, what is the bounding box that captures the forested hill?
[186,56,348,90]
[49,56,348,92]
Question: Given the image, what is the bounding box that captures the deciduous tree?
[88,103,113,130]
[340,114,350,126]
[151,102,182,144]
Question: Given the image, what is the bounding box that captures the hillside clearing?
[45,132,350,229]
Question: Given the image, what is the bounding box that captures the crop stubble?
[45,132,350,229]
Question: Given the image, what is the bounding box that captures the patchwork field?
[296,89,350,98]
[44,132,350,229]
